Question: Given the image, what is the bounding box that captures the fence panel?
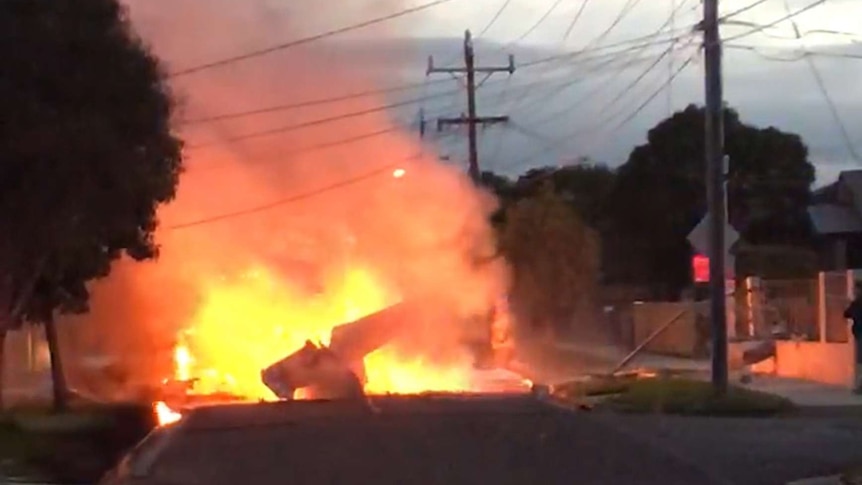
[823,270,851,343]
[759,278,819,341]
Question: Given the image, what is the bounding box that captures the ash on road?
[105,394,862,485]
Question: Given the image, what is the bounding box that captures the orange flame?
[154,401,182,426]
[166,264,483,400]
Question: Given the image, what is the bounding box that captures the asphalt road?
[106,394,862,485]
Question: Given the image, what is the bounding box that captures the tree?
[512,163,616,229]
[500,183,600,340]
[0,0,183,409]
[605,104,815,297]
[479,171,516,231]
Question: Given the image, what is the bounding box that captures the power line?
[718,0,771,21]
[722,0,827,43]
[188,37,687,146]
[562,0,593,42]
[186,126,402,173]
[506,49,697,171]
[168,0,459,78]
[513,0,696,128]
[178,78,452,125]
[521,26,696,68]
[184,34,699,152]
[747,26,862,42]
[477,0,514,38]
[168,160,410,230]
[186,90,458,149]
[518,41,692,129]
[507,0,568,45]
[182,30,685,128]
[725,43,862,61]
[578,0,644,54]
[607,52,696,132]
[495,0,629,123]
[779,0,860,161]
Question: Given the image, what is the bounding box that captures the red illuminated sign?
[692,254,710,283]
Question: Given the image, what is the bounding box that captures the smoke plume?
[61,0,509,397]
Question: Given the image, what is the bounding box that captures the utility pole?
[425,30,515,183]
[703,0,728,393]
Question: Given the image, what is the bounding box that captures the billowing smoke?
[62,0,509,398]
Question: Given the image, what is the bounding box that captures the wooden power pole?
[425,30,515,183]
[703,0,728,393]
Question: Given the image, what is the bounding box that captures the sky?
[161,0,862,186]
[386,0,862,184]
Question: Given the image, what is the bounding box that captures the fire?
[153,401,182,426]
[164,263,480,400]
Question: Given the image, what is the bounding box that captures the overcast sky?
[374,0,862,185]
[159,0,862,186]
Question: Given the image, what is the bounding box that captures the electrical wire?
[584,0,644,49]
[506,49,697,170]
[512,0,696,129]
[529,40,687,130]
[187,126,403,173]
[183,27,695,129]
[562,0,593,42]
[506,0,568,45]
[178,77,453,125]
[186,89,459,149]
[477,0,514,38]
[168,160,412,230]
[516,41,692,129]
[725,43,862,61]
[169,0,459,78]
[184,41,691,152]
[779,0,860,161]
[723,0,827,43]
[718,0,772,22]
[607,52,696,132]
[521,25,697,68]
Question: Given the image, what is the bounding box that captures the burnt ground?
[112,394,862,485]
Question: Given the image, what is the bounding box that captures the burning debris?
[262,341,366,400]
[69,1,518,427]
[261,301,411,400]
[148,297,521,426]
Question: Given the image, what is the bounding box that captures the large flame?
[166,263,479,401]
[63,1,517,428]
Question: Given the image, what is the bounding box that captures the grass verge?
[553,374,637,401]
[598,377,796,417]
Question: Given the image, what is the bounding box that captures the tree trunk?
[0,330,6,410]
[45,314,68,412]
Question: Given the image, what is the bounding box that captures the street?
[107,394,862,485]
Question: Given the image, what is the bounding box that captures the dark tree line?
[484,104,817,304]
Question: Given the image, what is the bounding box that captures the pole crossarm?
[423,30,515,182]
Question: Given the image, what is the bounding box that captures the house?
[808,170,862,270]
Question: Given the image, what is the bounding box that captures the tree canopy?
[0,0,183,328]
[604,104,815,296]
[500,183,600,338]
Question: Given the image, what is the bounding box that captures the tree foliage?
[604,104,815,296]
[0,0,183,328]
[512,163,616,231]
[500,183,600,337]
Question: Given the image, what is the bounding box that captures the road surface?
[104,394,862,485]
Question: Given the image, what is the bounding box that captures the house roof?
[808,203,862,235]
